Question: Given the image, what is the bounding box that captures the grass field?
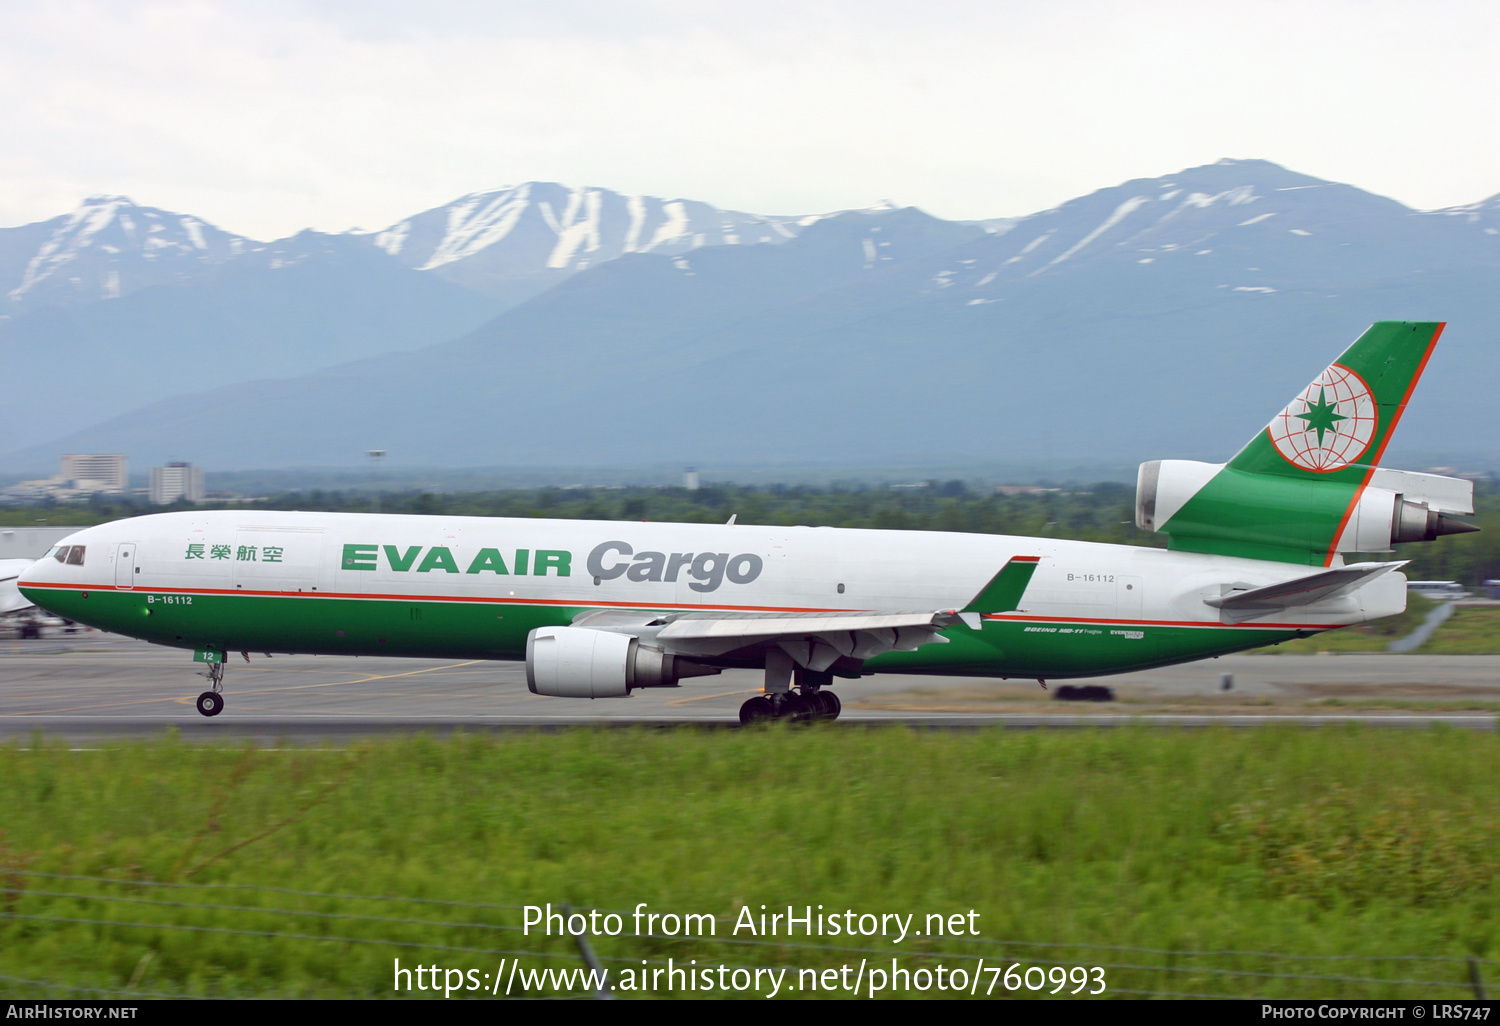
[1253,594,1439,654]
[1253,598,1500,656]
[2,727,1497,1000]
[1411,608,1500,655]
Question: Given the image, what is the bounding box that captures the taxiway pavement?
[2,631,1496,741]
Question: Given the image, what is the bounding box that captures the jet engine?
[525,626,720,698]
[1137,460,1478,554]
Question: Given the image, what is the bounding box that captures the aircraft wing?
[567,556,1043,671]
[661,610,957,668]
[573,607,956,669]
[0,558,37,615]
[1205,561,1407,612]
[656,609,958,639]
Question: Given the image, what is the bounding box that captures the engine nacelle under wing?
[525,626,720,699]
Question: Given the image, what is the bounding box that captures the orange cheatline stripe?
[981,612,1346,630]
[1369,321,1445,468]
[22,582,1328,630]
[1322,321,1445,567]
[18,580,857,615]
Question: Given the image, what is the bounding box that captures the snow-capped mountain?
[0,185,831,315]
[13,159,1500,474]
[354,183,819,303]
[1422,192,1500,236]
[7,159,1500,474]
[0,196,253,314]
[910,159,1500,304]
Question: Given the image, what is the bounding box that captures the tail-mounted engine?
[1137,460,1478,558]
[525,626,721,699]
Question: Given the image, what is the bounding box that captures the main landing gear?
[738,667,843,725]
[196,658,225,718]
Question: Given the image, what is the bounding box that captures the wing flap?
[656,611,952,640]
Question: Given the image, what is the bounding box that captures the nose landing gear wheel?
[196,691,224,717]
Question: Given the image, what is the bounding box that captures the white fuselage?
[19,511,1405,657]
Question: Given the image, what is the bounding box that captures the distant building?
[1407,581,1471,601]
[150,462,204,505]
[1,455,130,502]
[61,454,127,492]
[684,468,700,491]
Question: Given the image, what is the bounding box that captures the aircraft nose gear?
[737,668,843,725]
[195,656,226,718]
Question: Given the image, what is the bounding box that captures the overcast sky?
[3,0,1498,240]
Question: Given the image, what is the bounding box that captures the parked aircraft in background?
[18,322,1477,722]
[0,557,47,636]
[0,559,37,612]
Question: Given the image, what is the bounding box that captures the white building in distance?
[61,454,127,492]
[150,462,204,505]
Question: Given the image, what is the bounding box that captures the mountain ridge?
[3,159,1498,475]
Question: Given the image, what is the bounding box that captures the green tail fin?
[1156,321,1445,566]
[1226,320,1443,478]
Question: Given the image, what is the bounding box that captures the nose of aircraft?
[17,528,92,599]
[17,552,56,590]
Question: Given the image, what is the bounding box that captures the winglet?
[962,556,1041,613]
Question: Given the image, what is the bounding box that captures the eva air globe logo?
[1266,363,1377,471]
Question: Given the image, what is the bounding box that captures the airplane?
[1,558,37,614]
[17,321,1479,723]
[1,557,49,637]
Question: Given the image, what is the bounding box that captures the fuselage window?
[65,546,85,565]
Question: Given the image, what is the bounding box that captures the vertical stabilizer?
[1226,320,1443,479]
[1155,321,1446,565]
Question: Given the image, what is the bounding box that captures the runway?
[2,630,1497,741]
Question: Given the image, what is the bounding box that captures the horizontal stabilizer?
[1367,467,1474,516]
[963,555,1041,613]
[1205,561,1406,611]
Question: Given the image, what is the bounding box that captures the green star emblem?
[1295,388,1347,447]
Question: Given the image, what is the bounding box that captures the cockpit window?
[53,546,70,563]
[65,546,85,565]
